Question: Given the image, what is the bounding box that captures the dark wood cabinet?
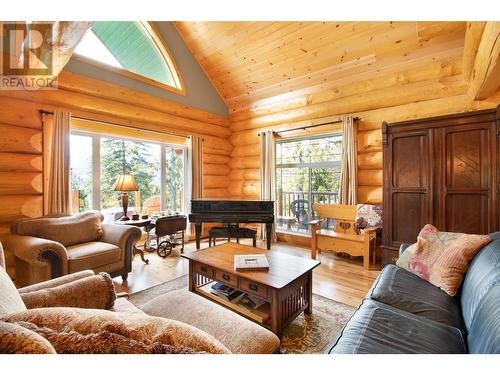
[382,107,500,265]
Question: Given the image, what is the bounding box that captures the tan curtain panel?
[259,130,277,242]
[339,116,358,205]
[189,135,204,200]
[43,111,72,215]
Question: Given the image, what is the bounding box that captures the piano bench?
[208,226,257,247]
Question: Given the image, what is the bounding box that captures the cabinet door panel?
[446,129,488,190]
[392,136,427,188]
[392,192,429,244]
[441,124,495,234]
[445,194,489,234]
[383,130,431,255]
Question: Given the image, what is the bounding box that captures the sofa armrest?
[309,219,322,226]
[100,224,142,274]
[17,270,95,294]
[19,272,116,310]
[100,224,142,249]
[399,243,412,256]
[1,234,69,277]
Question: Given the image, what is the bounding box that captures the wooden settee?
[309,203,378,270]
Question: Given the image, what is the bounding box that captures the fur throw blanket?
[1,307,230,354]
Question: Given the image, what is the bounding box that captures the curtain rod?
[267,117,360,135]
[39,110,191,139]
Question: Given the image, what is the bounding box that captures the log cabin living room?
[1,0,500,370]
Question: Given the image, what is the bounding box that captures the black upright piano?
[189,199,274,250]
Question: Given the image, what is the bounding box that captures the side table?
[113,219,152,264]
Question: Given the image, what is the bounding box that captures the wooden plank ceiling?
[173,22,467,116]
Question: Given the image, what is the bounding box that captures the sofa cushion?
[396,224,490,296]
[327,299,466,354]
[67,242,121,273]
[19,273,116,310]
[460,235,500,332]
[140,289,281,354]
[1,307,231,354]
[467,284,500,354]
[0,321,56,354]
[13,211,104,247]
[369,264,464,331]
[0,265,27,316]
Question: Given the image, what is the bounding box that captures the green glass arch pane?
[92,21,175,87]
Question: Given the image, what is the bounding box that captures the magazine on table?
[234,254,270,271]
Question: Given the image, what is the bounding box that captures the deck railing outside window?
[275,134,342,235]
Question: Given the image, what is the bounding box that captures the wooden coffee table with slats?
[182,242,320,338]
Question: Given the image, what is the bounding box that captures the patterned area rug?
[129,275,355,354]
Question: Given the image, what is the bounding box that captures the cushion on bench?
[326,299,466,354]
[140,289,280,354]
[369,264,464,331]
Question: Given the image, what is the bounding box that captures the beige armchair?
[1,211,142,287]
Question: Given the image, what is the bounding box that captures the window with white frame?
[70,132,187,218]
[275,134,343,234]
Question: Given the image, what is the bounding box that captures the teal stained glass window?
[74,22,182,91]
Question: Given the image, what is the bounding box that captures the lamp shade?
[112,174,139,192]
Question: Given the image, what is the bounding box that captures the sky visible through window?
[73,22,180,89]
[75,30,122,68]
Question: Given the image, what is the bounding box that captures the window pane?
[70,134,93,212]
[275,135,342,234]
[276,135,342,165]
[164,146,185,213]
[100,138,161,217]
[276,167,310,233]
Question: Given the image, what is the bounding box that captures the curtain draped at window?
[188,135,204,200]
[187,135,203,235]
[339,116,358,205]
[259,130,277,242]
[43,111,72,215]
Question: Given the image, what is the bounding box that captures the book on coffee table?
[234,254,269,271]
[210,282,243,301]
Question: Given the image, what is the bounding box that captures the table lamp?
[112,174,139,221]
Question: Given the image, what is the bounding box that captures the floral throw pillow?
[396,224,491,296]
[354,204,382,234]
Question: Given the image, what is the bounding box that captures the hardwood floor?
[113,238,380,307]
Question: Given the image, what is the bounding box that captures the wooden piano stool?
[310,204,378,270]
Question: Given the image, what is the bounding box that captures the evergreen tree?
[165,147,184,212]
[100,138,160,210]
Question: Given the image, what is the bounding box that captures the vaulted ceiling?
[173,21,467,116]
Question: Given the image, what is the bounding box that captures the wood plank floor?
[113,238,380,307]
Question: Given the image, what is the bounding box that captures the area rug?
[129,275,355,354]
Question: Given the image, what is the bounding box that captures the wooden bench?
[309,203,378,270]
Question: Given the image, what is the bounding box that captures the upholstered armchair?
[1,211,142,287]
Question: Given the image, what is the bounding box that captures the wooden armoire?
[382,107,500,265]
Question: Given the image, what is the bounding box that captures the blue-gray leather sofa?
[326,232,500,354]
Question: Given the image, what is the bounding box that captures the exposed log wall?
[0,98,44,276]
[227,61,500,206]
[0,73,232,277]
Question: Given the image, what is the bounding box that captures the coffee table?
[182,243,320,337]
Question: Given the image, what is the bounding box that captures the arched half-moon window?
[74,21,184,94]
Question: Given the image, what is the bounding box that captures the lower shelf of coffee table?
[196,282,271,324]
